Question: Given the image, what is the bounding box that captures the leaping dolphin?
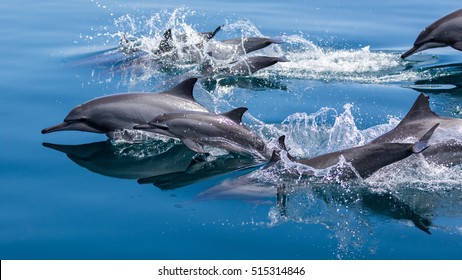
[402,8,462,59]
[134,107,272,159]
[41,78,209,139]
[278,123,438,180]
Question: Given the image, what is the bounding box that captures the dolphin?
[206,37,284,60]
[402,8,462,59]
[41,78,209,139]
[278,123,438,180]
[134,107,272,159]
[370,93,462,166]
[152,26,283,62]
[200,55,288,77]
[198,126,438,203]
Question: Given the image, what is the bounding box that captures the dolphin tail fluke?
[412,123,440,153]
[200,25,222,40]
[211,25,223,38]
[401,45,420,59]
[41,122,70,134]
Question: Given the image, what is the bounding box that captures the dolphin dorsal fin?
[277,135,287,151]
[163,78,198,102]
[221,107,248,124]
[262,150,282,170]
[401,93,439,123]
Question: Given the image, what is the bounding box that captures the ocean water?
[1,0,462,259]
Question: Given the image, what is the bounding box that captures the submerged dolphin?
[278,123,438,180]
[41,78,208,139]
[206,37,284,60]
[134,107,272,159]
[138,154,262,190]
[200,55,288,77]
[402,8,462,59]
[370,93,462,166]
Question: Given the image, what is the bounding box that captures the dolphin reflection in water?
[43,140,262,190]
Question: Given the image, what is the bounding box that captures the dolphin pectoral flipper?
[181,138,207,154]
[452,41,462,51]
[412,123,440,153]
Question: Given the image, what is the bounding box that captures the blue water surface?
[1,0,462,259]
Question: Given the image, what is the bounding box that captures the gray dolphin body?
[150,26,283,61]
[41,78,209,139]
[402,8,462,59]
[279,123,438,180]
[206,37,284,60]
[200,55,288,77]
[371,93,462,166]
[134,107,272,159]
[292,129,436,179]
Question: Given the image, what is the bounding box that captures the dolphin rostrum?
[134,107,272,159]
[41,78,209,139]
[402,8,462,59]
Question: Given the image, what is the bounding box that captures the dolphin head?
[402,8,462,59]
